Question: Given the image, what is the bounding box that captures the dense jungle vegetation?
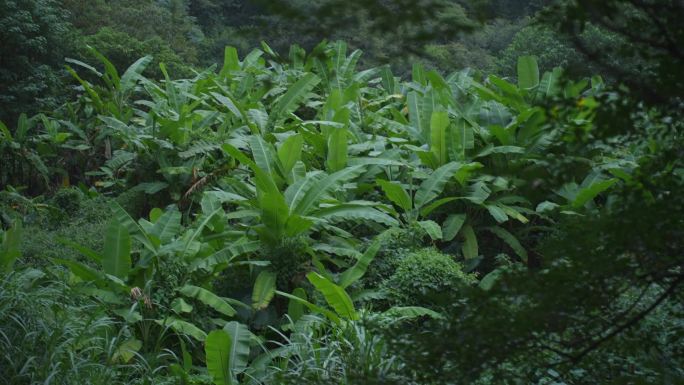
[1,0,682,384]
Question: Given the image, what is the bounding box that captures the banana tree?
[55,201,264,341]
[218,139,397,247]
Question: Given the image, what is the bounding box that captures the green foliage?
[205,329,233,385]
[21,195,110,264]
[262,314,407,384]
[49,187,83,214]
[0,270,153,384]
[3,2,683,380]
[384,248,476,307]
[307,272,358,320]
[63,0,202,67]
[0,0,74,124]
[496,22,625,80]
[497,23,579,77]
[362,226,427,288]
[102,219,131,279]
[252,270,277,310]
[0,221,23,272]
[81,27,194,79]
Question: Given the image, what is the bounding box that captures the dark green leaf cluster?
[383,247,477,307]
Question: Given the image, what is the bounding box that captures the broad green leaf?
[0,121,12,141]
[287,160,306,183]
[277,134,303,175]
[339,238,382,288]
[64,57,102,77]
[269,73,320,126]
[377,180,412,212]
[259,191,290,240]
[292,165,366,215]
[487,226,528,262]
[249,136,276,177]
[517,55,539,89]
[326,128,348,172]
[149,208,163,223]
[348,157,405,167]
[407,91,434,141]
[430,111,449,166]
[284,171,324,210]
[442,214,466,241]
[499,205,529,224]
[314,204,398,226]
[179,285,236,317]
[475,145,525,158]
[221,46,241,76]
[0,221,22,272]
[159,316,207,341]
[381,65,397,93]
[222,143,279,195]
[212,92,242,119]
[490,75,524,100]
[150,208,181,243]
[65,66,103,110]
[183,208,223,258]
[276,290,340,324]
[572,178,618,208]
[449,119,474,160]
[536,201,559,213]
[382,306,444,320]
[120,56,152,92]
[284,215,314,237]
[248,109,268,132]
[205,330,232,385]
[461,224,478,259]
[287,288,308,322]
[180,338,192,372]
[260,41,279,58]
[414,162,462,209]
[201,194,222,216]
[306,272,358,320]
[464,181,491,204]
[537,67,562,99]
[412,63,426,85]
[190,241,261,272]
[112,338,142,364]
[87,46,120,88]
[110,201,155,252]
[419,197,458,217]
[171,298,194,314]
[102,220,131,279]
[252,271,277,310]
[417,220,443,240]
[223,321,251,374]
[479,268,504,291]
[486,205,509,223]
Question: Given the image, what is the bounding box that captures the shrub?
[496,24,578,77]
[383,248,476,307]
[48,187,84,215]
[362,226,427,289]
[21,195,110,263]
[81,27,195,79]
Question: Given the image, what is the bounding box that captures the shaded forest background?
[1,0,619,125]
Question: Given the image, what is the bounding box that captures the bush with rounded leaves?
[383,247,476,307]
